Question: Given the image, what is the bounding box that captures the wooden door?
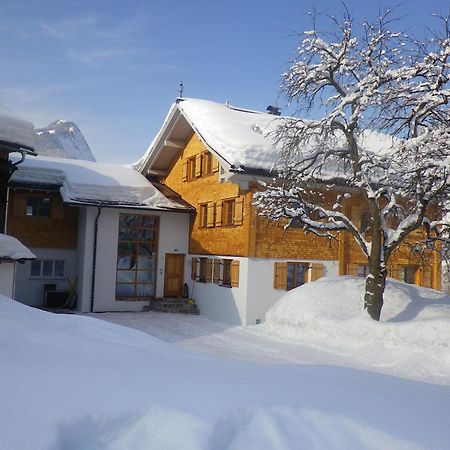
[164,254,185,297]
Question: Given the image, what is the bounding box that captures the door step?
[143,297,200,315]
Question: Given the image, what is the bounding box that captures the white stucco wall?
[0,262,15,298]
[185,255,249,325]
[13,248,78,307]
[188,256,339,326]
[78,207,190,313]
[245,258,339,325]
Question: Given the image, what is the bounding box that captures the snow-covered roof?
[135,98,396,176]
[10,155,191,211]
[0,105,37,151]
[0,234,35,262]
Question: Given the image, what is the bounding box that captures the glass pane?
[30,260,41,276]
[118,243,136,256]
[296,265,305,287]
[136,284,153,297]
[41,198,51,216]
[43,260,53,277]
[138,243,152,256]
[119,215,138,240]
[139,228,152,240]
[115,284,136,296]
[137,271,152,283]
[54,260,65,277]
[137,256,153,269]
[141,216,155,228]
[117,270,136,283]
[287,264,295,289]
[117,256,134,269]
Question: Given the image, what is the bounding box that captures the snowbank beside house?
[264,277,450,360]
[2,295,449,450]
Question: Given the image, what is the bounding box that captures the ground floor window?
[30,259,65,278]
[401,266,418,285]
[211,258,240,287]
[116,214,158,301]
[274,262,324,290]
[191,257,212,283]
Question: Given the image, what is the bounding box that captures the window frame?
[30,259,65,279]
[222,199,235,227]
[26,196,52,217]
[199,203,208,228]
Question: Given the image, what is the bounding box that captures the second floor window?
[26,196,52,217]
[223,199,235,226]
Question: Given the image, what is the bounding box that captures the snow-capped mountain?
[35,120,96,162]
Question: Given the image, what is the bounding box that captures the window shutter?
[213,259,220,284]
[195,154,202,177]
[421,266,432,288]
[388,265,401,280]
[211,156,219,173]
[273,262,288,290]
[207,202,215,227]
[182,161,188,181]
[347,263,359,276]
[215,201,223,227]
[310,263,324,281]
[191,257,198,280]
[12,194,26,217]
[234,197,244,226]
[230,260,240,287]
[205,258,212,283]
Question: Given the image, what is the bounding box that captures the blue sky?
[0,0,449,163]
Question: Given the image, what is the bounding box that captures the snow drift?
[1,295,449,450]
[265,276,450,356]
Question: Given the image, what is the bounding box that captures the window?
[222,259,232,286]
[199,204,208,228]
[401,266,418,285]
[357,265,369,277]
[26,196,52,217]
[201,152,213,176]
[186,156,197,180]
[287,263,308,290]
[212,258,240,287]
[191,257,212,283]
[30,259,65,278]
[274,262,324,290]
[223,199,235,226]
[360,209,371,233]
[116,214,158,300]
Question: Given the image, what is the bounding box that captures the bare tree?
[254,8,450,320]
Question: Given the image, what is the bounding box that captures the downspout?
[90,204,103,312]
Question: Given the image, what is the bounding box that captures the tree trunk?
[364,267,387,321]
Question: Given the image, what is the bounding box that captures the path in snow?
[91,311,449,384]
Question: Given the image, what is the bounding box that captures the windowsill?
[29,276,65,280]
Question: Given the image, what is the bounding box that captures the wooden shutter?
[273,262,288,290]
[12,194,26,217]
[191,257,198,280]
[421,266,432,288]
[215,201,223,227]
[234,197,244,226]
[230,260,240,287]
[207,202,215,227]
[347,263,359,276]
[213,259,220,284]
[195,154,202,177]
[182,161,188,181]
[310,263,324,281]
[388,265,401,280]
[205,259,212,283]
[211,156,219,173]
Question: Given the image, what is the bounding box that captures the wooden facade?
[7,188,78,249]
[160,132,441,291]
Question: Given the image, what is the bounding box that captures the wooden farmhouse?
[136,98,441,325]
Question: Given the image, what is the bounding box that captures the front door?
[164,254,185,297]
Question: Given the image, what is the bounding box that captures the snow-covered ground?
[2,278,450,449]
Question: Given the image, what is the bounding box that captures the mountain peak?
[35,120,96,162]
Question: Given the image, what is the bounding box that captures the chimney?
[266,105,281,116]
